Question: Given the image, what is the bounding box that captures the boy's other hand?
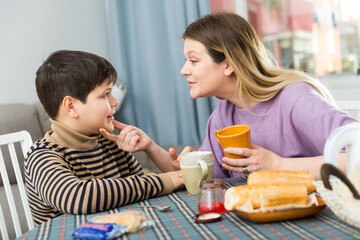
[100,120,152,153]
[169,146,194,170]
[166,170,183,190]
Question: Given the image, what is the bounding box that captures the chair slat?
[0,147,22,237]
[0,204,9,240]
[9,134,35,230]
[0,130,34,238]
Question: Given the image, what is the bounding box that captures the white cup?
[179,151,214,194]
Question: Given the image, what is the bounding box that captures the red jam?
[198,201,228,214]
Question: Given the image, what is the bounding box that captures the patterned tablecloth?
[18,177,360,240]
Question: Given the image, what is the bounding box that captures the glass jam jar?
[198,179,227,214]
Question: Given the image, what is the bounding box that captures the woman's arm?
[143,141,174,172]
[144,143,195,172]
[279,153,346,180]
[222,145,347,180]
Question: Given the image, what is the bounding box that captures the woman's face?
[180,39,236,99]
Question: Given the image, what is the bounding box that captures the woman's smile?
[187,80,196,87]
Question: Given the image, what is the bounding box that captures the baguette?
[224,184,308,210]
[247,170,316,192]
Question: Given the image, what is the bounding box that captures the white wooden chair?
[0,131,34,239]
[0,204,9,240]
[337,100,360,120]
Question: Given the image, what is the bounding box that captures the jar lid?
[193,213,222,223]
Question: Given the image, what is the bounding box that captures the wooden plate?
[233,197,326,223]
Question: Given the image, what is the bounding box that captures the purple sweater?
[199,82,358,178]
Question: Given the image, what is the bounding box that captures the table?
[18,177,360,240]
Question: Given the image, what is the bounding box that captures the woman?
[170,12,358,180]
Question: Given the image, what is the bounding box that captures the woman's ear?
[63,96,79,119]
[224,60,234,76]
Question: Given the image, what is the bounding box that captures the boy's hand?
[100,120,152,152]
[165,170,183,190]
[169,146,195,170]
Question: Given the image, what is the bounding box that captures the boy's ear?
[224,60,234,76]
[63,96,79,119]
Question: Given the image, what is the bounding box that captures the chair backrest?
[0,203,9,240]
[337,100,360,120]
[0,130,34,239]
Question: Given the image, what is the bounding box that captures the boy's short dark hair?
[36,50,117,119]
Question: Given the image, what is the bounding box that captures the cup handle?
[215,130,220,143]
[197,159,208,187]
[323,124,360,174]
[321,163,360,199]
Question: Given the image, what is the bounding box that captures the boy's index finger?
[112,120,128,130]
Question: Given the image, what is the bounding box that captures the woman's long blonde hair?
[183,12,335,106]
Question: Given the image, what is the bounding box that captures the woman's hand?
[221,144,282,174]
[168,146,194,170]
[100,120,152,153]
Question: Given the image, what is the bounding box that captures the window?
[210,0,360,76]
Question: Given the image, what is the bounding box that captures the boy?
[25,50,183,225]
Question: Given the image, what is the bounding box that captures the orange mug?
[215,125,251,159]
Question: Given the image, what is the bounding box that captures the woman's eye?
[185,58,198,64]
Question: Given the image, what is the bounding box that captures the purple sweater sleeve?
[199,82,358,178]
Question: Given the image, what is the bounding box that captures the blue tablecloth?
[18,177,360,240]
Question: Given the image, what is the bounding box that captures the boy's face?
[75,79,118,136]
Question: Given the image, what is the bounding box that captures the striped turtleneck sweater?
[24,120,173,225]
